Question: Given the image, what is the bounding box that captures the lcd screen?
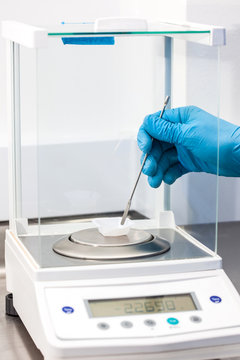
[88,293,197,317]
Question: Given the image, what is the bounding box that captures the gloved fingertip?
[142,155,157,176]
[143,113,160,129]
[163,163,188,185]
[148,175,162,188]
[163,172,176,185]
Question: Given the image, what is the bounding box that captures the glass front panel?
[35,36,165,229]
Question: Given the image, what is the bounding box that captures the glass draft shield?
[4,20,223,267]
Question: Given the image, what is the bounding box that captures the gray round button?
[97,322,109,330]
[121,321,133,329]
[144,319,156,327]
[190,316,202,323]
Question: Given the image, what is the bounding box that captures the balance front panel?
[44,271,240,342]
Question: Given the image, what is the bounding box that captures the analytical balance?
[3,18,240,360]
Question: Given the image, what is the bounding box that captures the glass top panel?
[47,22,210,36]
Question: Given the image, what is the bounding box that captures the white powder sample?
[93,217,133,237]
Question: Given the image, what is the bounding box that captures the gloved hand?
[137,106,240,188]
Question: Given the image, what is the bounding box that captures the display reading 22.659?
[88,294,197,318]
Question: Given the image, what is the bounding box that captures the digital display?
[88,294,197,318]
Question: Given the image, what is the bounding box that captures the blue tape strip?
[61,37,115,45]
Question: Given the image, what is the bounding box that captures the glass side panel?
[19,46,39,223]
[170,44,220,252]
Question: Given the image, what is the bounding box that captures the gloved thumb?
[143,110,184,145]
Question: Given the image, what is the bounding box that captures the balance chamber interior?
[14,32,220,257]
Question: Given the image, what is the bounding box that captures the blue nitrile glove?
[137,106,240,188]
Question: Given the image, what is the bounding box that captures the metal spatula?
[121,95,170,225]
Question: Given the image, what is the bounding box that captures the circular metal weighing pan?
[53,228,170,260]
